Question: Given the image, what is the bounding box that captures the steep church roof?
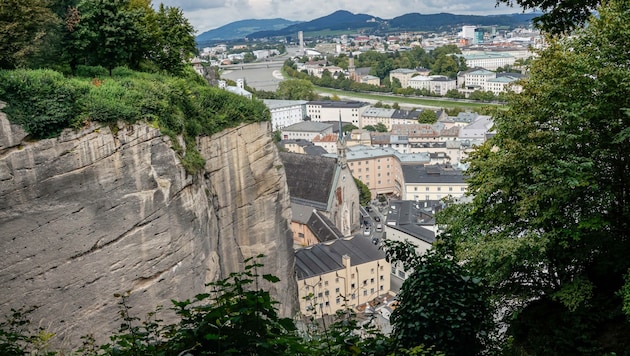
[280,152,338,209]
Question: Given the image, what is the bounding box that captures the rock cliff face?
[0,107,297,347]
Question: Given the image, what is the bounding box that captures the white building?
[306,101,371,126]
[461,25,477,40]
[218,79,252,99]
[459,52,516,71]
[281,121,334,141]
[263,99,307,131]
[389,68,419,88]
[408,75,457,96]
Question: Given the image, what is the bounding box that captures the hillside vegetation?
[0,67,270,173]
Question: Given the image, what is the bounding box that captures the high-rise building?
[461,25,476,39]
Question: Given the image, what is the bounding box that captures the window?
[325,301,330,306]
[358,168,362,173]
[425,187,429,191]
[380,266,384,271]
[370,278,375,284]
[335,277,339,283]
[336,298,340,304]
[363,280,368,286]
[380,275,384,281]
[324,281,328,286]
[319,303,323,309]
[351,283,356,289]
[414,187,418,191]
[335,287,340,293]
[437,187,441,191]
[380,285,384,291]
[325,290,330,296]
[371,268,374,274]
[363,290,368,296]
[318,292,323,298]
[449,187,453,191]
[298,232,304,238]
[351,273,355,279]
[352,293,356,300]
[371,288,374,294]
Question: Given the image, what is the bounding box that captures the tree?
[438,1,630,353]
[417,110,437,124]
[342,123,357,133]
[148,4,196,74]
[69,0,145,75]
[0,0,59,69]
[276,79,317,100]
[354,178,371,206]
[383,240,494,355]
[374,122,388,132]
[363,125,376,132]
[495,0,600,34]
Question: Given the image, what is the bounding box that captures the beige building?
[346,146,406,199]
[389,68,419,88]
[402,164,467,201]
[295,237,391,317]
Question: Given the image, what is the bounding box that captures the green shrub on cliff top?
[0,67,271,174]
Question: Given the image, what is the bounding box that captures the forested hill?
[245,10,540,39]
[196,18,302,44]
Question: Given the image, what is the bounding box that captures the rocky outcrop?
[0,107,297,347]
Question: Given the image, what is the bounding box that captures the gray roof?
[280,152,338,208]
[283,121,333,132]
[402,164,466,184]
[292,202,316,224]
[295,236,386,280]
[263,99,308,110]
[385,200,437,244]
[307,211,344,243]
[306,100,370,108]
[391,109,421,120]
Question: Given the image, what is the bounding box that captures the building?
[280,137,360,236]
[384,200,438,280]
[263,99,307,131]
[458,52,516,71]
[218,79,252,99]
[389,68,419,88]
[281,121,333,141]
[402,164,467,201]
[295,237,391,317]
[306,101,370,126]
[291,204,345,247]
[408,75,457,96]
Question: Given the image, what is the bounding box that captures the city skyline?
[157,0,535,34]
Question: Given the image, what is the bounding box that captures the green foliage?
[0,68,270,174]
[342,123,358,133]
[0,69,88,138]
[383,241,494,355]
[0,0,59,69]
[495,0,600,34]
[363,125,376,132]
[417,110,437,124]
[276,79,318,100]
[354,177,371,205]
[0,307,56,356]
[438,0,630,353]
[374,122,388,132]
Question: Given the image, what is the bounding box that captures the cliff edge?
[0,106,297,346]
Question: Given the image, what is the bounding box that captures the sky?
[156,0,529,35]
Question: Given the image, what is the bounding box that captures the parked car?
[376,223,383,232]
[363,227,371,236]
[374,216,381,222]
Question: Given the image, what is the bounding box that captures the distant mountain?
[196,18,302,44]
[249,10,383,39]
[198,10,541,44]
[387,12,540,31]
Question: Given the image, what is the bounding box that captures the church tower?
[337,110,347,168]
[348,52,356,82]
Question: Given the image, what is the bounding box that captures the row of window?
[413,186,465,192]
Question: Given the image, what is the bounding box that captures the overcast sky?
[156,0,530,34]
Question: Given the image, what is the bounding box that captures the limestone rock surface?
[0,109,296,347]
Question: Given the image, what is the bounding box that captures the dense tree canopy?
[438,0,630,353]
[496,0,599,34]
